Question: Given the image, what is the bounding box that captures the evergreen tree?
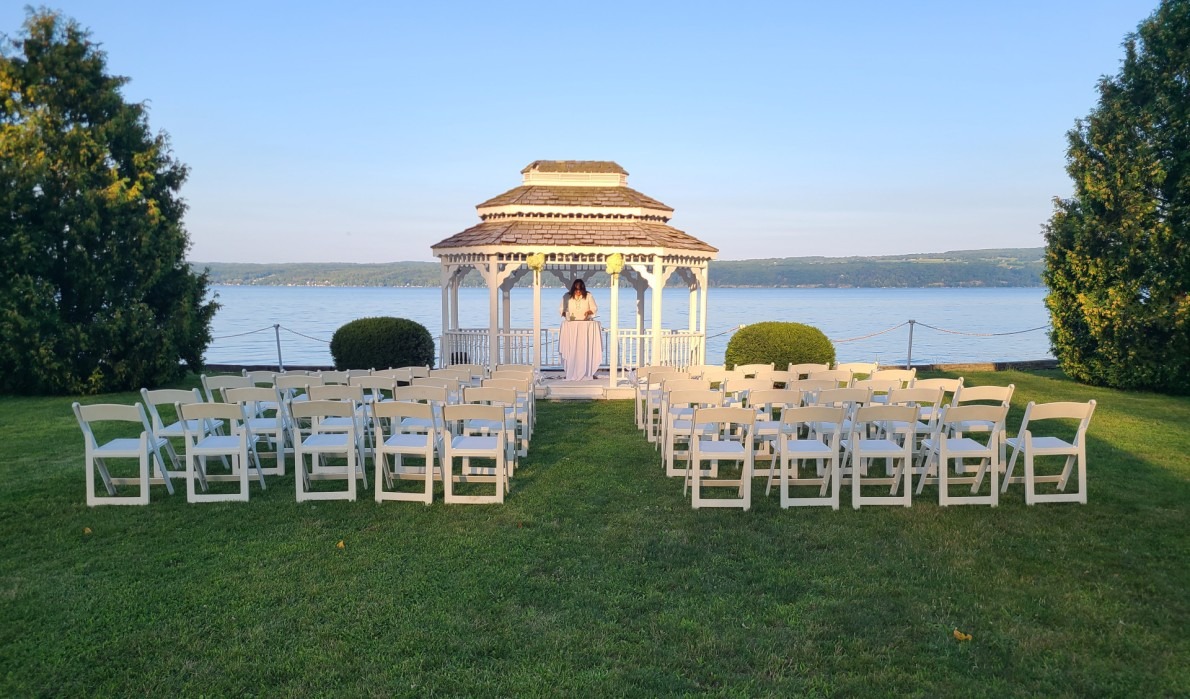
[0,9,216,394]
[1044,0,1190,394]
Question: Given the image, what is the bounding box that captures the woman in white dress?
[559,279,600,380]
[560,279,597,320]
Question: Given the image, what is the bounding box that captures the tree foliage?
[1044,0,1190,394]
[0,9,216,395]
[724,321,836,370]
[329,317,435,370]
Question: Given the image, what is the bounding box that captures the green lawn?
[1,370,1188,696]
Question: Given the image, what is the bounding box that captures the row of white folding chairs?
[89,381,540,504]
[657,381,969,488]
[633,365,924,442]
[648,378,949,462]
[290,388,531,505]
[74,396,264,506]
[665,393,1095,511]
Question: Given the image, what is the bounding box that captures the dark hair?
[569,279,587,297]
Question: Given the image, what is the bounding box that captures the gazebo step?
[545,383,606,400]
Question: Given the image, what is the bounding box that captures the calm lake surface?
[205,286,1053,366]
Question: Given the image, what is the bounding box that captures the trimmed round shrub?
[329,317,434,370]
[724,321,835,369]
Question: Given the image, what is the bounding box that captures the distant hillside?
[710,248,1043,288]
[195,248,1044,288]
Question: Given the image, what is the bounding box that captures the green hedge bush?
[329,317,434,370]
[724,321,835,370]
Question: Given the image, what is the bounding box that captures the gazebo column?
[440,265,452,368]
[634,279,647,368]
[608,270,620,387]
[501,282,512,365]
[450,273,460,331]
[650,257,664,365]
[532,268,542,371]
[697,265,709,366]
[477,259,517,371]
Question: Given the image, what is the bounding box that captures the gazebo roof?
[520,160,627,175]
[432,220,718,253]
[477,185,672,212]
[432,160,717,256]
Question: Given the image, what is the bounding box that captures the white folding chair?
[200,374,253,404]
[808,369,854,389]
[732,362,775,378]
[141,387,216,474]
[372,400,439,504]
[483,376,535,452]
[685,406,756,510]
[846,404,918,508]
[1002,400,1097,504]
[916,404,1008,506]
[749,388,804,479]
[178,402,264,503]
[223,386,289,476]
[836,362,878,381]
[447,363,488,386]
[634,366,683,438]
[274,373,323,404]
[767,405,846,509]
[393,385,449,435]
[351,374,399,404]
[912,377,965,425]
[318,370,353,386]
[307,383,370,462]
[440,403,508,504]
[662,388,722,478]
[242,369,279,386]
[949,383,1015,474]
[788,362,830,380]
[291,400,368,502]
[658,377,712,453]
[413,376,463,404]
[461,386,521,474]
[870,368,917,391]
[73,402,175,506]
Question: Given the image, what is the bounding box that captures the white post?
[698,265,709,366]
[532,269,542,371]
[501,285,512,365]
[440,265,452,368]
[488,271,499,371]
[636,282,645,368]
[609,271,620,388]
[651,258,663,365]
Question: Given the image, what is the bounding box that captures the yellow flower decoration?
[526,253,546,272]
[953,628,972,642]
[605,252,624,275]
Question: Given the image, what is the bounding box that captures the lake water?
[204,286,1053,367]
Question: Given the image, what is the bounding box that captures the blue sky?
[3,1,1161,263]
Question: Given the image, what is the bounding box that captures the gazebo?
[431,160,718,389]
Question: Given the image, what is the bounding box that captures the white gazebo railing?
[441,327,703,372]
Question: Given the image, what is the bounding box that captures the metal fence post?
[906,319,915,369]
[274,324,284,372]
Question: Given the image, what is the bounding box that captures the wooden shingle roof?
[477,185,672,211]
[432,220,718,254]
[520,160,627,174]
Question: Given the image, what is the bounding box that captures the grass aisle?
[0,370,1188,696]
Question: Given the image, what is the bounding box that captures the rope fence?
[209,320,1052,370]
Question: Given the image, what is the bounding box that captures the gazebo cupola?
[431,160,718,385]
